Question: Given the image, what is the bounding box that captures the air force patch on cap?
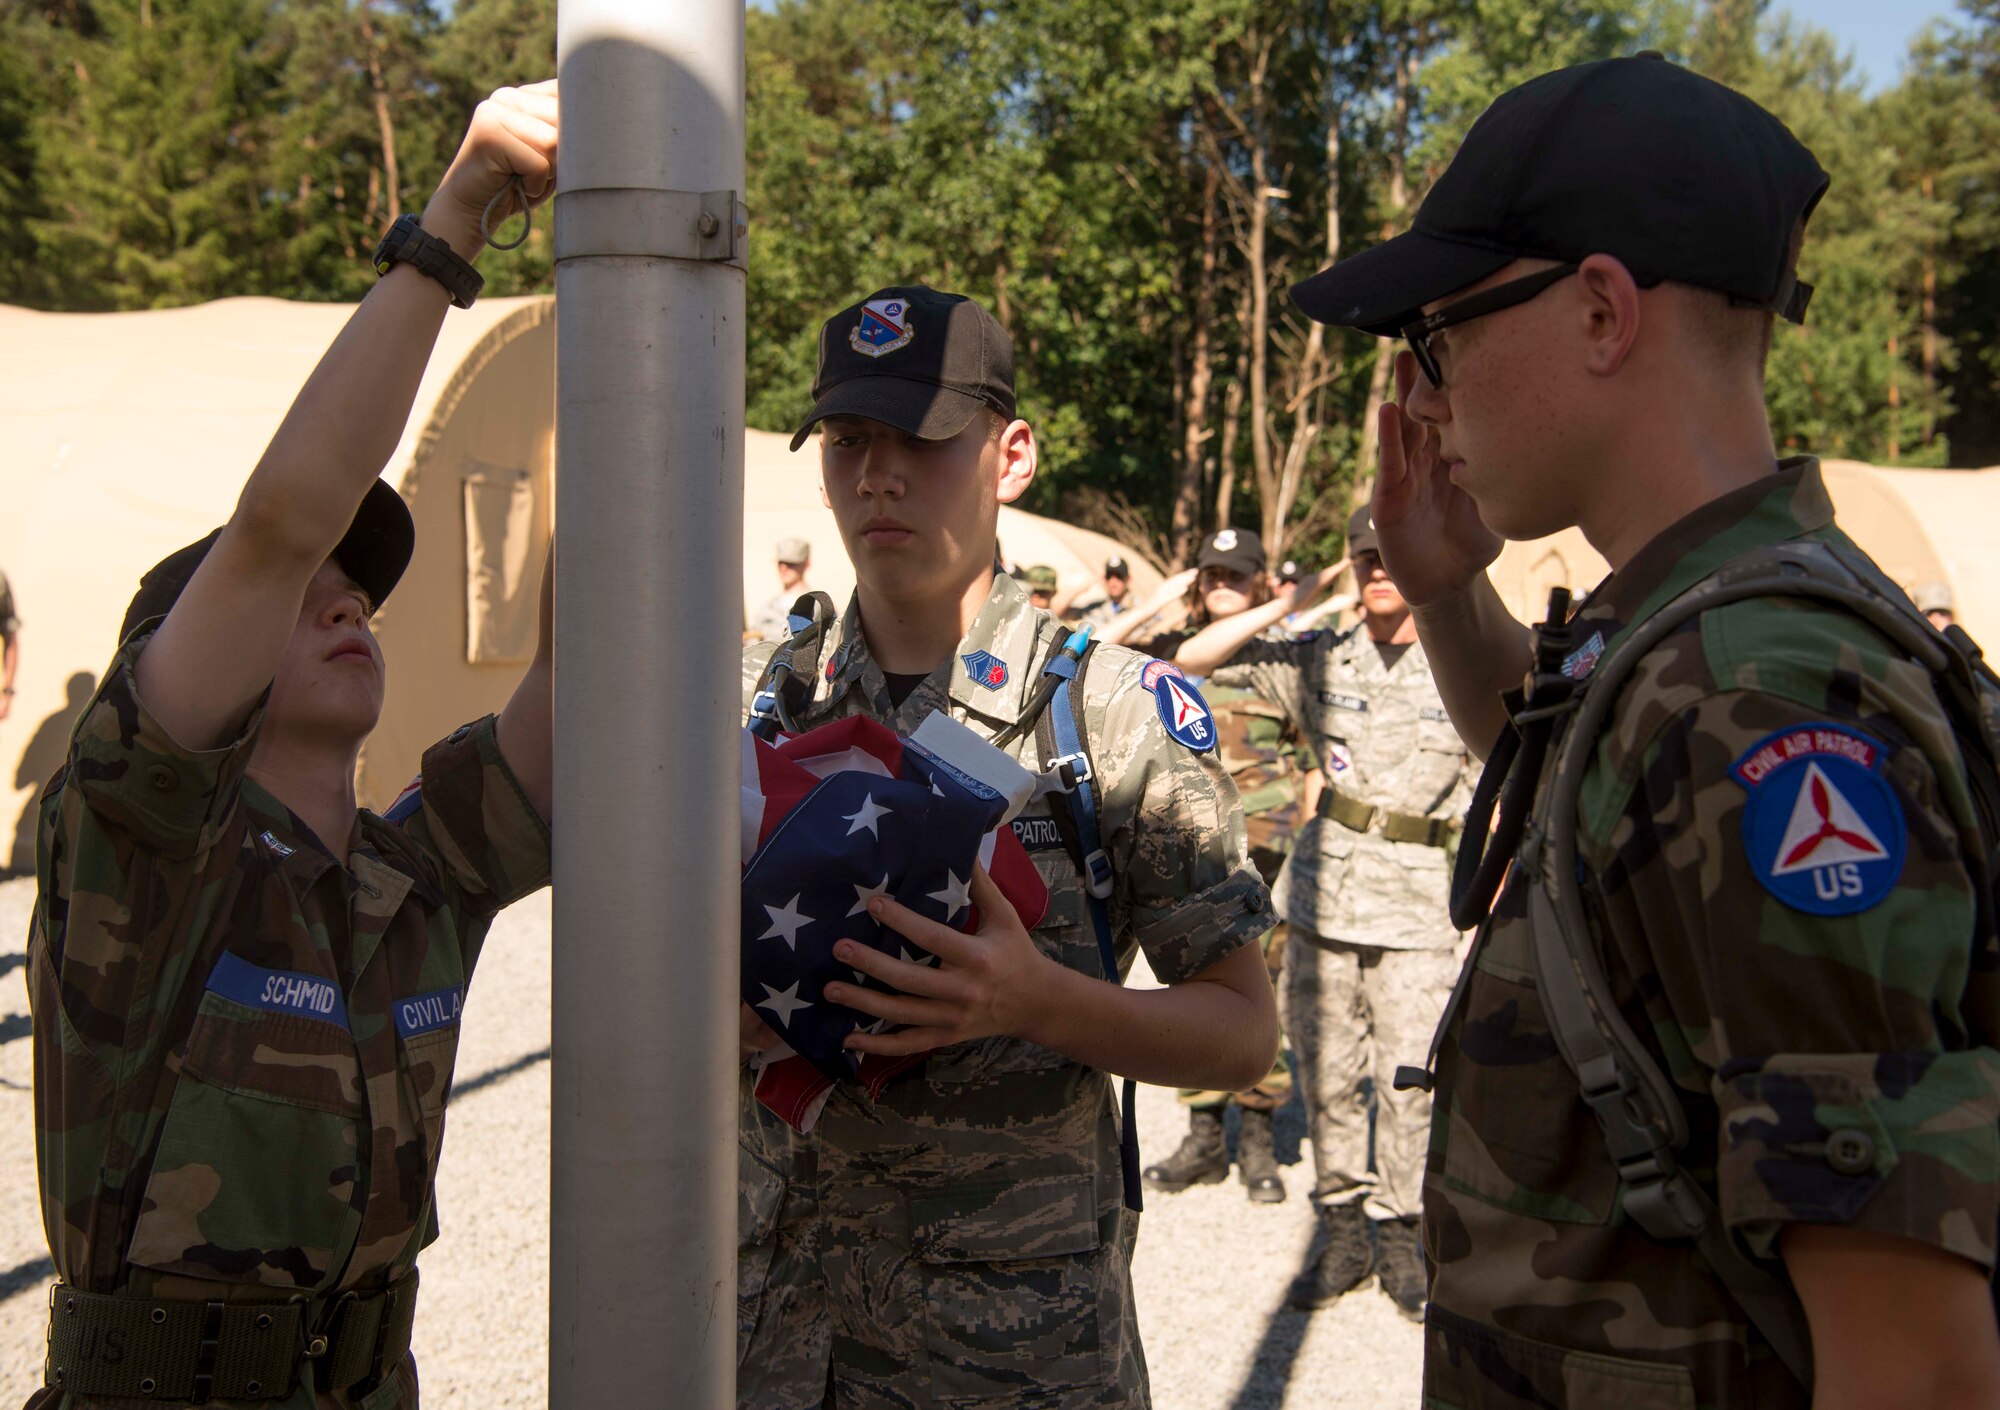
[1733,723,1905,916]
[850,298,914,358]
[1149,667,1217,752]
[961,649,1009,691]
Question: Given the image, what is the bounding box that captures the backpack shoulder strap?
[1027,633,1142,1211]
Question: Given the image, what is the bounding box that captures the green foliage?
[2,0,1996,551]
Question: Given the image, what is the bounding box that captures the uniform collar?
[818,573,1048,727]
[238,778,436,912]
[1575,456,1831,636]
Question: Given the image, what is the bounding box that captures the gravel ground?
[0,876,1421,1407]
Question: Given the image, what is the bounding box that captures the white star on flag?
[927,869,971,920]
[849,873,891,917]
[759,895,813,949]
[756,981,813,1029]
[844,793,892,838]
[898,944,937,968]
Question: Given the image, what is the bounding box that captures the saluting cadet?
[1300,54,2000,1407]
[1134,528,1307,1206]
[736,284,1279,1409]
[1177,506,1473,1318]
[27,84,558,1409]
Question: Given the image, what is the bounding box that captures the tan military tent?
[0,295,1157,868]
[1489,458,2000,644]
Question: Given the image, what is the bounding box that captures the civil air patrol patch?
[1326,741,1353,775]
[1155,672,1217,752]
[960,649,1009,691]
[849,298,914,358]
[385,776,423,824]
[1562,630,1606,680]
[1732,723,1906,916]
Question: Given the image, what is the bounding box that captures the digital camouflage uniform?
[750,588,797,644]
[27,625,550,1410]
[1215,625,1472,1220]
[1143,629,1301,1114]
[1423,459,2000,1407]
[736,572,1274,1410]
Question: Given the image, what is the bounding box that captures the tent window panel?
[463,467,538,665]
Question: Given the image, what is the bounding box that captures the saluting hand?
[1374,350,1502,608]
[421,80,560,259]
[824,865,1053,1056]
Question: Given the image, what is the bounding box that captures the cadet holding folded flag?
[26,83,557,1409]
[736,284,1279,1409]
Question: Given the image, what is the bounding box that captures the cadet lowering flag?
[741,713,1048,1131]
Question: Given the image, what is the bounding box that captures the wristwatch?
[372,214,483,309]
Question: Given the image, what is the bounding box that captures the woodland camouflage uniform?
[735,572,1274,1410]
[1421,460,2000,1407]
[27,625,549,1410]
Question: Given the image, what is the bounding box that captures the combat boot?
[1236,1107,1285,1204]
[1374,1216,1428,1320]
[1141,1108,1228,1193]
[1285,1202,1373,1310]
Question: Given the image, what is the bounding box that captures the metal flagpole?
[549,0,744,1402]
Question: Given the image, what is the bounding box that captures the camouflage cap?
[1911,579,1954,614]
[776,537,811,565]
[1023,564,1059,592]
[119,478,415,645]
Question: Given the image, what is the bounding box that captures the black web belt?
[45,1269,417,1402]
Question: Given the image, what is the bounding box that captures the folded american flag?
[741,713,1049,1131]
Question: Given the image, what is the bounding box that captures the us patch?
[849,297,914,358]
[1733,723,1906,916]
[961,649,1009,691]
[1155,672,1217,752]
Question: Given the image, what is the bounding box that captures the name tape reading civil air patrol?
[394,984,467,1039]
[1140,660,1217,753]
[1732,723,1906,916]
[206,951,352,1029]
[1010,816,1066,852]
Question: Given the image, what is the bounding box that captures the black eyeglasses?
[1399,263,1581,388]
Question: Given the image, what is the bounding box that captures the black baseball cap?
[1196,528,1266,577]
[790,285,1016,451]
[1291,54,1829,336]
[120,479,416,644]
[1345,505,1379,557]
[1104,555,1130,578]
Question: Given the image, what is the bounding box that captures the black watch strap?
[371,214,484,309]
